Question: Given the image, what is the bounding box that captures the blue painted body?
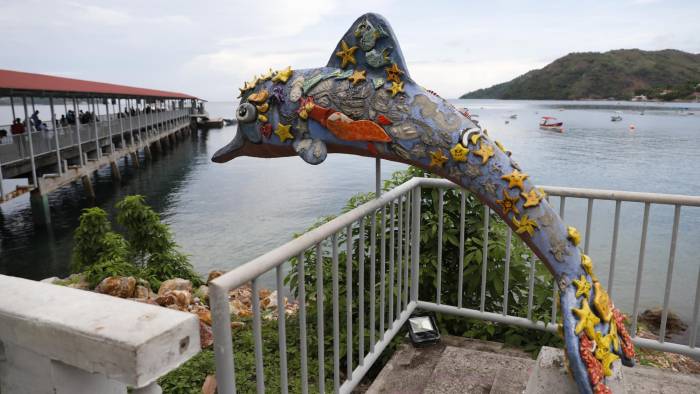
[213,13,634,393]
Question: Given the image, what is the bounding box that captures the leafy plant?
[71,195,201,289]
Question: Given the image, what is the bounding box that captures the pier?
[0,69,204,225]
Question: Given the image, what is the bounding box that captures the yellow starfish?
[521,188,544,208]
[429,150,448,167]
[501,169,529,190]
[609,320,620,352]
[256,103,269,113]
[385,63,404,83]
[593,282,613,322]
[449,143,469,162]
[572,275,591,299]
[473,142,495,164]
[494,140,507,152]
[271,66,293,83]
[567,226,581,246]
[496,189,520,216]
[348,69,366,85]
[573,299,601,339]
[512,214,538,236]
[581,254,598,282]
[594,330,613,360]
[599,350,620,377]
[389,81,404,97]
[469,133,481,146]
[335,40,358,68]
[274,123,294,142]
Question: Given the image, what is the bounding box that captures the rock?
[207,270,224,284]
[640,308,688,338]
[41,277,60,284]
[134,285,155,300]
[229,299,252,318]
[157,278,192,296]
[202,375,217,394]
[192,305,212,325]
[231,321,245,329]
[199,321,214,348]
[155,290,192,310]
[259,288,272,300]
[95,276,136,298]
[195,285,209,302]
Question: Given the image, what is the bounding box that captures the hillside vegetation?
[461,49,700,100]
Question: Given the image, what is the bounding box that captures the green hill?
[461,49,700,100]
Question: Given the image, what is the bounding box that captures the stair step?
[423,346,534,394]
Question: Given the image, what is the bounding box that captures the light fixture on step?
[407,313,440,346]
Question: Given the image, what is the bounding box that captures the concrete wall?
[0,275,200,393]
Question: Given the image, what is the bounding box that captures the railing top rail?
[424,178,700,207]
[212,177,422,292]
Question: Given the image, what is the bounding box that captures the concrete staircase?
[366,335,700,393]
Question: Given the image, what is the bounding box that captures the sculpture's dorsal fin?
[326,13,411,80]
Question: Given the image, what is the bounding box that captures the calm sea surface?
[1,99,699,332]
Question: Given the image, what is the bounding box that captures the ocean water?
[1,99,699,332]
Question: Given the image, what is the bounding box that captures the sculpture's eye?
[236,103,257,123]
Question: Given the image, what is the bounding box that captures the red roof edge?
[0,69,198,100]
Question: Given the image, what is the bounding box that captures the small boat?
[611,111,623,122]
[509,114,518,119]
[539,116,563,133]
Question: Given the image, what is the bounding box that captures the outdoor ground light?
[407,313,440,346]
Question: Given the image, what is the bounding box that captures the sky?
[1,0,699,101]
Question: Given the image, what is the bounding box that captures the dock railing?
[210,176,700,393]
[0,108,189,167]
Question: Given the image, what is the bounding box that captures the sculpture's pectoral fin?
[293,138,327,165]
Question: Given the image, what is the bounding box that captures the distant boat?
[509,114,518,119]
[540,116,563,133]
[611,111,623,122]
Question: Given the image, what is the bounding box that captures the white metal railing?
[209,176,700,393]
[0,109,188,166]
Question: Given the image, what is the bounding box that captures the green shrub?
[71,195,202,289]
[71,207,113,272]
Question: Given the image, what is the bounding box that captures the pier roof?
[0,69,197,99]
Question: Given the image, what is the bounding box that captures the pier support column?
[30,190,51,227]
[130,152,140,168]
[110,161,121,181]
[81,175,95,199]
[144,145,152,160]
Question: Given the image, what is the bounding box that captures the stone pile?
[44,270,298,350]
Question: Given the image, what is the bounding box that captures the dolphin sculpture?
[213,13,634,394]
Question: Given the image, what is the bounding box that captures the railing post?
[118,99,125,148]
[92,98,100,159]
[410,185,421,302]
[73,98,84,166]
[105,98,114,153]
[210,282,236,394]
[375,157,381,198]
[49,97,62,175]
[22,96,38,186]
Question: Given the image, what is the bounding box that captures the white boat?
[611,111,623,122]
[539,116,563,133]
